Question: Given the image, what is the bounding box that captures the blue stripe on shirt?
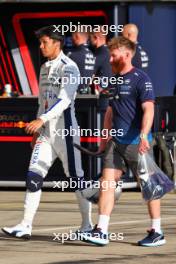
[45,98,62,113]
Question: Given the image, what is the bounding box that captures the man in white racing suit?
[2,26,92,239]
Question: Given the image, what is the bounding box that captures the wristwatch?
[140,133,148,140]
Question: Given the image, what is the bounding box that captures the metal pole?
[173,137,176,190]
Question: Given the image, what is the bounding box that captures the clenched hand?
[25,119,44,134]
[138,139,150,154]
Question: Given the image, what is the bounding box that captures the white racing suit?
[29,51,83,179]
[24,51,92,232]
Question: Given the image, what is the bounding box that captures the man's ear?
[53,39,61,49]
[126,50,131,59]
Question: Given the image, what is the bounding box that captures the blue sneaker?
[74,225,93,240]
[81,225,109,246]
[138,229,166,247]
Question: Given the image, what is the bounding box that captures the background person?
[122,23,149,72]
[90,27,112,91]
[68,31,95,94]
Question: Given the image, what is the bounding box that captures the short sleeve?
[137,74,155,103]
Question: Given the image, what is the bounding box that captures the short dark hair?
[35,25,64,48]
[108,36,136,55]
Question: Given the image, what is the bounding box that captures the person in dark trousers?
[68,31,95,94]
[90,28,112,91]
[122,23,149,72]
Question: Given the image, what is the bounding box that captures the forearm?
[39,98,71,123]
[104,107,112,130]
[139,102,154,154]
[141,103,154,136]
[100,106,112,149]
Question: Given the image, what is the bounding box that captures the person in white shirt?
[2,25,92,239]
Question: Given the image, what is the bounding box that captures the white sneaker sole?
[1,228,31,240]
[81,234,109,246]
[139,239,166,247]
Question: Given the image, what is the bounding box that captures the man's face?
[39,35,60,59]
[72,32,78,46]
[90,33,98,47]
[109,48,126,74]
[122,27,129,39]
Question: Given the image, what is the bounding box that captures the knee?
[26,171,43,192]
[101,169,114,182]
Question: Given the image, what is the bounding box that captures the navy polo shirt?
[93,45,112,89]
[68,44,95,90]
[132,43,149,73]
[109,68,155,144]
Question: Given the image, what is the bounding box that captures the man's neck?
[119,64,133,75]
[48,50,61,61]
[76,41,86,46]
[96,42,106,48]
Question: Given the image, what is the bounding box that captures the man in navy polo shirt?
[68,31,95,94]
[122,23,149,72]
[90,29,112,90]
[82,36,165,247]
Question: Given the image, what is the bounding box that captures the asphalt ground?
[0,190,176,264]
